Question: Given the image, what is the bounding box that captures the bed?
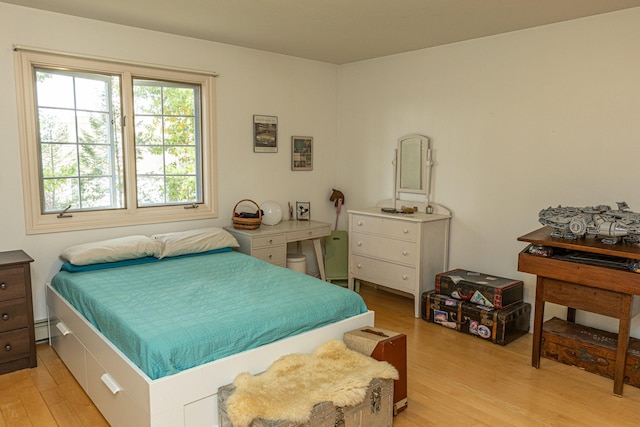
[46,229,374,427]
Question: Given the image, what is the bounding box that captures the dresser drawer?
[351,255,416,294]
[351,215,418,241]
[253,246,287,266]
[253,234,287,248]
[351,232,417,266]
[0,328,30,363]
[0,267,27,301]
[287,225,330,241]
[0,299,28,333]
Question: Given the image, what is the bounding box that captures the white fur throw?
[225,339,399,427]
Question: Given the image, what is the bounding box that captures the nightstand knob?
[1,313,8,321]
[4,344,11,352]
[268,254,272,259]
[269,239,273,244]
[0,283,6,290]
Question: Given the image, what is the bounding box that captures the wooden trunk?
[435,268,524,309]
[344,327,407,414]
[422,291,531,345]
[218,377,393,427]
[541,317,640,388]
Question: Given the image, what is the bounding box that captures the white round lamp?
[261,200,283,225]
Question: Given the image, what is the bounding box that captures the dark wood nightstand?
[0,250,36,374]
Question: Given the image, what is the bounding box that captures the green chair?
[324,231,359,291]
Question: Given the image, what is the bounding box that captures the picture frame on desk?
[296,201,310,220]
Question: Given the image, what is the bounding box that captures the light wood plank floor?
[2,284,640,426]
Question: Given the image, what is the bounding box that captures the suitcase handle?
[361,328,389,338]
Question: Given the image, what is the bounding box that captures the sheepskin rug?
[225,339,399,427]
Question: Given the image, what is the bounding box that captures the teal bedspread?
[50,251,368,380]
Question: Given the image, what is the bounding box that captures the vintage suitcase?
[422,290,531,345]
[435,268,524,309]
[344,327,407,415]
[218,377,394,427]
[541,317,640,388]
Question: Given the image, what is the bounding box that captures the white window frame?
[14,49,218,234]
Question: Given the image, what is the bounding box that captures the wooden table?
[518,226,640,396]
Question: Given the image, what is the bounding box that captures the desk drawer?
[351,255,416,293]
[253,234,286,248]
[351,215,418,241]
[351,232,417,266]
[253,246,286,266]
[287,225,330,241]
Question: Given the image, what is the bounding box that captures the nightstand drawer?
[0,328,30,363]
[0,299,28,332]
[253,246,287,266]
[253,234,286,248]
[0,267,27,301]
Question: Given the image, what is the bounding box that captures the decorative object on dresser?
[260,200,283,226]
[296,201,310,221]
[225,219,331,279]
[232,199,262,230]
[0,250,36,374]
[344,327,408,415]
[348,207,450,318]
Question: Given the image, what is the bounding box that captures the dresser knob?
[4,344,11,352]
[1,314,8,321]
[268,254,272,259]
[357,242,362,246]
[357,221,363,226]
[269,239,273,244]
[0,283,6,290]
[402,250,408,256]
[308,231,312,235]
[402,229,409,234]
[357,263,362,269]
[402,275,408,280]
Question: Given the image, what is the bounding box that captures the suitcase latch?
[370,386,382,413]
[334,407,345,427]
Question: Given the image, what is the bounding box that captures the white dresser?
[348,207,450,317]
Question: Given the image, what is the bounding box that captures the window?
[14,49,217,234]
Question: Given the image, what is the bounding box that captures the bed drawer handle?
[101,373,123,395]
[56,322,71,336]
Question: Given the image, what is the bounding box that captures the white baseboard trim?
[35,319,49,342]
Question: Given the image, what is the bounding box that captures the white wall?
[338,8,640,334]
[0,3,340,320]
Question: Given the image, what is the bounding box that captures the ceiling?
[4,0,640,64]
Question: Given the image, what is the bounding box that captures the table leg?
[614,294,633,396]
[312,238,326,281]
[532,276,546,369]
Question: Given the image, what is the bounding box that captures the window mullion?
[120,72,138,212]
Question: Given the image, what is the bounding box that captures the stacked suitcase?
[421,269,531,345]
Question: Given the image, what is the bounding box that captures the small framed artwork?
[253,115,278,153]
[291,136,313,171]
[296,201,310,221]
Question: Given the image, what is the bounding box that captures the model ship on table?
[538,201,640,244]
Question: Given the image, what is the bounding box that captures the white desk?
[224,220,331,280]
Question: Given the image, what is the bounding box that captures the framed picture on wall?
[253,115,278,153]
[291,136,313,171]
[296,201,310,220]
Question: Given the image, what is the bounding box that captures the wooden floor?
[2,284,640,426]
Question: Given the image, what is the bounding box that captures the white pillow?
[152,227,239,258]
[61,235,163,266]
